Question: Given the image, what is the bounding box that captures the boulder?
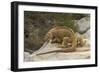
[75,17,90,34]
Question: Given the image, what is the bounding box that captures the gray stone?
[75,17,90,34]
[24,52,34,62]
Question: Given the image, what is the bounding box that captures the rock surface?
[24,52,34,62]
[82,30,90,40]
[24,38,90,62]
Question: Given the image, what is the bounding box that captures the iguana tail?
[36,48,75,56]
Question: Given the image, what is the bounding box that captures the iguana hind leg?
[77,37,86,47]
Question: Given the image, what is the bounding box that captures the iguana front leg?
[58,37,72,48]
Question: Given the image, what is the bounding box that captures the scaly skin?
[36,26,85,55]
